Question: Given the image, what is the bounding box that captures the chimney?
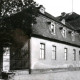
[61,12,66,17]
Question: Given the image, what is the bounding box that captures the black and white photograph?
[0,0,80,80]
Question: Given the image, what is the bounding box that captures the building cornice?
[31,34,80,48]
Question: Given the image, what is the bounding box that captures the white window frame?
[40,43,45,59]
[79,51,80,61]
[52,46,56,60]
[64,48,67,60]
[39,6,45,14]
[49,22,55,35]
[62,28,66,38]
[71,31,75,41]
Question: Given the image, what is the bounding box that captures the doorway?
[3,47,10,72]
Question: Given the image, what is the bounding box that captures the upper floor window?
[39,5,45,14]
[49,22,55,35]
[73,49,76,61]
[52,46,56,60]
[40,43,45,59]
[62,28,66,38]
[64,48,68,60]
[71,31,75,41]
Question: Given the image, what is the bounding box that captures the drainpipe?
[28,38,31,74]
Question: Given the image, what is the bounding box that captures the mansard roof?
[41,12,76,30]
[0,9,80,47]
[32,12,80,47]
[57,12,80,30]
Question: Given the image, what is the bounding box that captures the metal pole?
[72,0,73,12]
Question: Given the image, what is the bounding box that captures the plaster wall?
[30,37,80,69]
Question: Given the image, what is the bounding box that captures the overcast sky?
[34,0,80,17]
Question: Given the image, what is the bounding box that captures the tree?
[0,0,38,16]
[0,0,39,34]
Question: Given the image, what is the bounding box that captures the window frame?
[49,22,56,35]
[64,48,68,60]
[79,51,80,60]
[71,31,75,41]
[62,28,66,38]
[40,43,45,59]
[73,49,76,61]
[52,46,56,60]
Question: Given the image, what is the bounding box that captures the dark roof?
[45,12,57,21]
[40,12,76,30]
[66,16,80,30]
[57,12,80,30]
[32,13,80,47]
[0,9,80,46]
[39,12,57,21]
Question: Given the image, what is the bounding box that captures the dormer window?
[71,31,75,41]
[39,5,45,14]
[49,22,55,35]
[61,19,65,25]
[62,28,66,38]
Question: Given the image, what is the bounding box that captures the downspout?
[29,23,33,74]
[28,37,31,74]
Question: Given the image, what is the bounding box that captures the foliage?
[0,0,39,34]
[0,0,37,16]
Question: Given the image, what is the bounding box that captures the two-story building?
[0,5,80,75]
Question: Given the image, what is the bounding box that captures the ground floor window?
[52,46,56,60]
[79,51,80,60]
[73,49,76,61]
[64,48,67,60]
[40,43,45,59]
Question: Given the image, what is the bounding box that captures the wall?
[30,37,80,70]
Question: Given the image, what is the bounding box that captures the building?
[30,10,80,71]
[0,5,80,77]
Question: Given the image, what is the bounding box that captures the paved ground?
[12,71,80,80]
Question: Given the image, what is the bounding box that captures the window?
[62,28,66,38]
[64,48,67,60]
[50,22,55,34]
[52,46,56,60]
[39,5,45,14]
[79,51,80,60]
[71,31,75,41]
[73,49,76,61]
[40,43,45,59]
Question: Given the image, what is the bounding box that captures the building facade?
[30,10,80,70]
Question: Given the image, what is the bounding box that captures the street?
[12,70,80,80]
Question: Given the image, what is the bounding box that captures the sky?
[34,0,80,17]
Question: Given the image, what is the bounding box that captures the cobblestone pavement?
[12,71,80,80]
